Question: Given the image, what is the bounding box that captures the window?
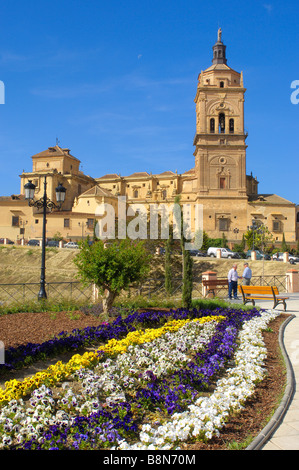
[133,190,139,198]
[12,216,19,227]
[35,219,39,224]
[229,118,234,134]
[273,220,281,232]
[219,218,229,231]
[210,118,215,133]
[162,190,167,200]
[219,113,225,133]
[219,177,226,189]
[87,218,94,229]
[64,218,70,228]
[220,81,224,88]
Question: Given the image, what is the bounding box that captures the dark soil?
[0,309,289,450]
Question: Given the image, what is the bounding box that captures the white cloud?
[263,4,273,13]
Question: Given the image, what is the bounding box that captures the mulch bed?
[0,309,289,450]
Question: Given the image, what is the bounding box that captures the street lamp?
[24,176,66,300]
[78,221,87,240]
[233,228,239,240]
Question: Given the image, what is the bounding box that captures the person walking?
[228,263,240,299]
[242,262,252,285]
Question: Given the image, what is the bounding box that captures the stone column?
[216,248,222,258]
[283,252,289,263]
[286,270,299,293]
[202,271,217,298]
[251,250,256,261]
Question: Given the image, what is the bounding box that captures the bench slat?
[238,285,288,311]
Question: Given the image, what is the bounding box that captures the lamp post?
[233,227,239,240]
[78,221,87,240]
[24,176,66,300]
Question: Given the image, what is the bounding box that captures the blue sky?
[0,0,298,204]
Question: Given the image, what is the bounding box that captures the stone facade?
[0,31,297,246]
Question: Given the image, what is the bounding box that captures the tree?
[164,226,173,295]
[281,233,288,252]
[74,239,151,313]
[182,248,193,309]
[221,232,228,248]
[174,195,193,309]
[52,231,63,242]
[244,224,273,250]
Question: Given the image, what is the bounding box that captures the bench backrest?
[202,279,228,286]
[238,285,279,295]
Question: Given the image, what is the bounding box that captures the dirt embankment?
[0,245,292,285]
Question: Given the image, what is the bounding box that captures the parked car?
[0,238,13,244]
[272,252,283,261]
[46,240,60,247]
[0,238,14,244]
[289,254,299,264]
[64,241,79,249]
[27,239,40,246]
[207,247,240,259]
[246,250,271,260]
[189,249,207,257]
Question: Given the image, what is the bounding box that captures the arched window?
[162,189,167,200]
[133,190,138,198]
[229,118,234,134]
[220,81,224,88]
[219,113,225,133]
[210,118,215,133]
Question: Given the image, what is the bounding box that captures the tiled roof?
[97,173,120,179]
[80,185,117,198]
[31,145,80,161]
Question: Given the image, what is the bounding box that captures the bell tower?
[193,29,247,197]
[193,29,248,237]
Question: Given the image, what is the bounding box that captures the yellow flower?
[0,314,224,406]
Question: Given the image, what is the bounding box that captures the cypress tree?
[165,226,173,295]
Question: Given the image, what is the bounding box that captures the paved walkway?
[245,293,299,450]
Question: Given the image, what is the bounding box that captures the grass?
[0,298,89,316]
[0,293,256,318]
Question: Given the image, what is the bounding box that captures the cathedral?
[0,30,298,246]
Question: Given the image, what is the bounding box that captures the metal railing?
[0,274,288,306]
[0,281,94,305]
[129,274,288,299]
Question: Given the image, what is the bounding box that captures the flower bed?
[0,307,280,450]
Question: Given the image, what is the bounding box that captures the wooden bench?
[238,285,289,311]
[202,279,228,297]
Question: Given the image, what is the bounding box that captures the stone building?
[0,30,297,246]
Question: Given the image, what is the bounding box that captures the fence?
[0,274,288,306]
[126,274,288,300]
[0,281,94,306]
